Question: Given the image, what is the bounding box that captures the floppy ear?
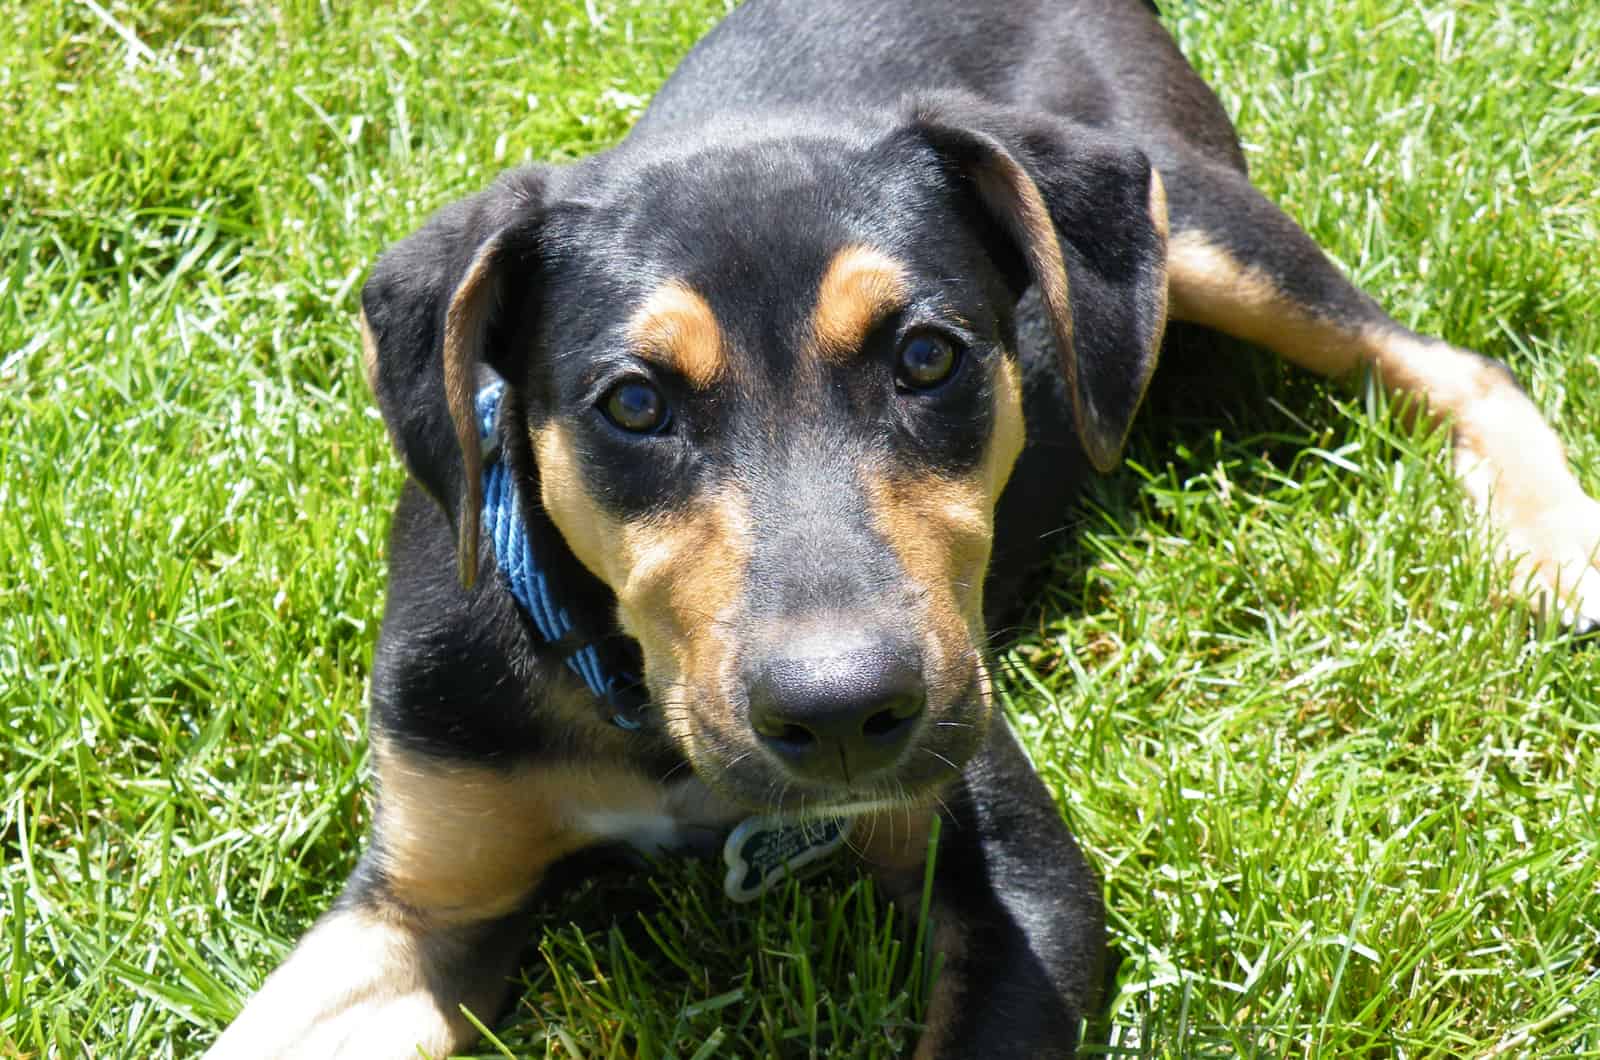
[358,168,549,587]
[906,95,1169,472]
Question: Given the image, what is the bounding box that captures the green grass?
[3,0,1598,1055]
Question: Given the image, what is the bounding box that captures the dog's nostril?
[775,722,816,749]
[862,694,923,740]
[752,709,820,751]
[861,709,900,738]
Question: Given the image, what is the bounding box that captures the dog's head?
[360,96,1167,814]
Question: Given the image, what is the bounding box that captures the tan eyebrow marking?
[811,245,912,363]
[626,279,726,388]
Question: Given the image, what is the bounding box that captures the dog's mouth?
[654,664,991,816]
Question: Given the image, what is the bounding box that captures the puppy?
[208,0,1600,1056]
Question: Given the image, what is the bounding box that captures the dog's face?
[362,98,1169,813]
[530,134,1029,810]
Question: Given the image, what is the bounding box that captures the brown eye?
[601,379,668,433]
[895,334,961,390]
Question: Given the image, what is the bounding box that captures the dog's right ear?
[358,168,550,588]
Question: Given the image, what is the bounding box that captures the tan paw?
[1489,489,1600,634]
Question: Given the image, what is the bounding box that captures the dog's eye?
[895,334,961,390]
[600,379,669,433]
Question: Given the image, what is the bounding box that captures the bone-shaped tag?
[722,815,852,903]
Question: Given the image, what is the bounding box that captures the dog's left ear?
[359,169,550,587]
[904,95,1169,472]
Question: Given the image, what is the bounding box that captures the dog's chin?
[707,770,955,821]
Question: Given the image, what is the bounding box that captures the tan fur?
[442,236,506,587]
[1144,166,1173,382]
[208,748,741,1058]
[981,355,1028,508]
[531,422,618,586]
[1147,166,1171,244]
[865,354,1025,629]
[373,745,578,921]
[373,742,744,918]
[852,803,939,879]
[911,919,969,1060]
[811,245,911,362]
[1167,230,1359,376]
[534,422,754,775]
[972,156,1077,420]
[1169,230,1600,618]
[628,280,727,388]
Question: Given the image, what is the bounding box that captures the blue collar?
[476,383,646,731]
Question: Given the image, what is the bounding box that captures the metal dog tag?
[722,814,852,903]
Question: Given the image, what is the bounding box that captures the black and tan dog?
[209,0,1600,1056]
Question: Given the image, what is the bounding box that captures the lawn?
[3,0,1598,1056]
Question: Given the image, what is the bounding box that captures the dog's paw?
[208,989,475,1060]
[1512,494,1600,633]
[225,995,469,1059]
[204,906,491,1060]
[1481,484,1600,634]
[1447,401,1600,635]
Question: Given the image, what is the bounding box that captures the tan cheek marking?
[984,355,1027,503]
[611,494,751,753]
[627,279,726,388]
[534,421,752,750]
[865,355,1025,641]
[534,422,628,589]
[866,468,991,642]
[911,918,969,1060]
[372,744,670,922]
[811,245,911,362]
[358,309,380,394]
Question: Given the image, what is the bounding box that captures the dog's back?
[638,0,1242,171]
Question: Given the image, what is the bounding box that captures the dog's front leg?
[208,744,583,1059]
[859,722,1106,1060]
[205,888,531,1059]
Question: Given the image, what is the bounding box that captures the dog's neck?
[477,382,650,731]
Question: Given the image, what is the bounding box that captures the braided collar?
[475,382,647,731]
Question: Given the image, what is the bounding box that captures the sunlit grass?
[3,0,1597,1055]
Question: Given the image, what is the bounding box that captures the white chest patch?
[565,776,743,855]
[560,778,858,899]
[568,809,685,854]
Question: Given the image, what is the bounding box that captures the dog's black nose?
[747,642,925,783]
